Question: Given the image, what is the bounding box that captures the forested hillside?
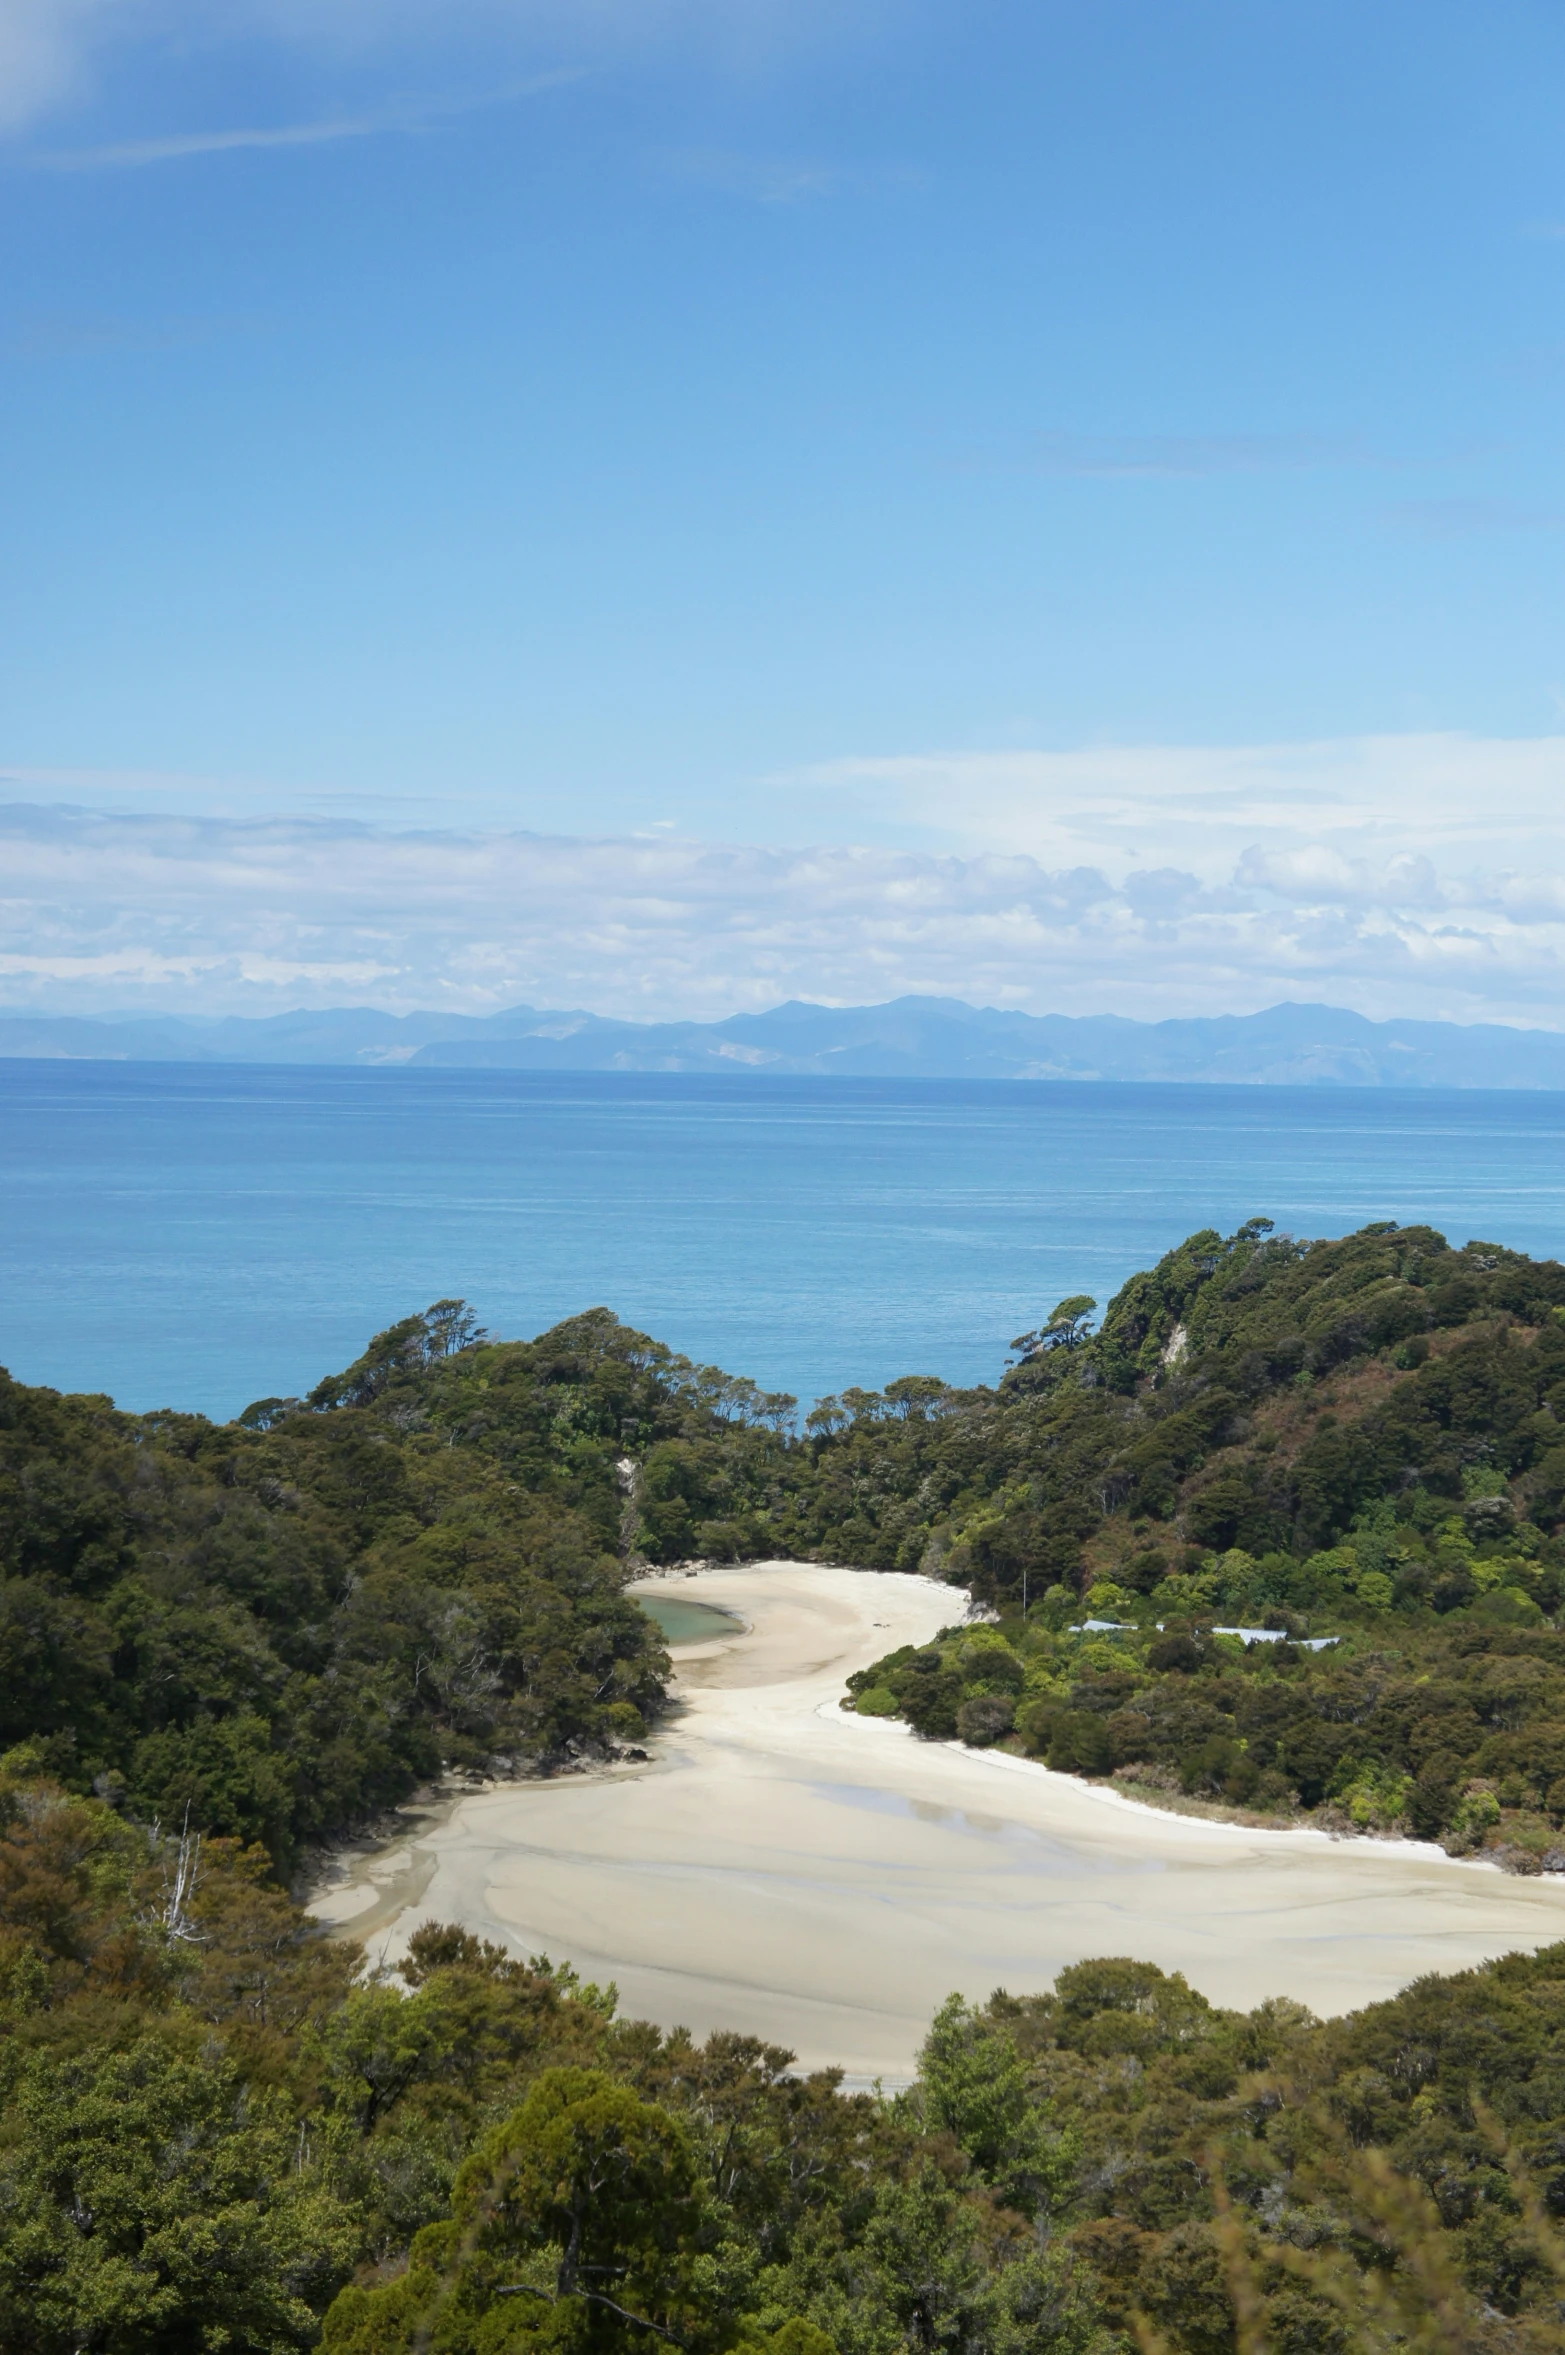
[5,1766,1565,2352]
[8,1217,1565,1868]
[759,1219,1565,1590]
[0,1301,740,1867]
[806,1222,1565,1865]
[10,1222,1565,2347]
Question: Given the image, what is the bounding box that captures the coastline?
[852,1713,1539,1876]
[675,1559,1532,1876]
[305,1562,1565,2076]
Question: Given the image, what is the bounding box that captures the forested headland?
[821,1221,1565,1869]
[0,1300,695,1874]
[9,1216,1565,2348]
[11,1218,1565,1868]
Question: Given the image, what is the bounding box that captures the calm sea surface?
[3,1062,1565,1422]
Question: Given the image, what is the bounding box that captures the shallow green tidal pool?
[637,1594,746,1647]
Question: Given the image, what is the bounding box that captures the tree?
[307,1299,487,1409]
[0,2032,356,2353]
[422,1300,487,1359]
[882,1378,952,1421]
[916,1996,1077,2218]
[322,2066,742,2354]
[1011,1299,1098,1362]
[859,2165,986,2355]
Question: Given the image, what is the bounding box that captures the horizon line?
[2,994,1565,1038]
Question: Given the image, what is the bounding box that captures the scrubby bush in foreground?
[6,1766,1565,2351]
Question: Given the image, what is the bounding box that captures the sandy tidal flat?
[308,1563,1565,2079]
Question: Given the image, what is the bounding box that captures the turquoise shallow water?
[637,1596,746,1646]
[3,1062,1565,1420]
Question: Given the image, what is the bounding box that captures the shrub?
[1449,1785,1502,1848]
[956,1694,1015,1746]
[902,1671,963,1740]
[1148,1632,1205,1675]
[853,1686,900,1718]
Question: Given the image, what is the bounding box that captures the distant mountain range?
[4,996,1565,1088]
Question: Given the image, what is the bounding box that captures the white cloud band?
[4,731,1565,1025]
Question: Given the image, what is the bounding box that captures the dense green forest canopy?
[776,1217,1565,1593]
[6,1216,1565,1868]
[813,1221,1565,1864]
[0,1302,748,1868]
[10,1220,1565,2347]
[5,1769,1565,2353]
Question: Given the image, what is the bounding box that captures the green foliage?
[17,1230,1565,2345]
[0,2032,358,2353]
[852,1607,1565,1857]
[0,1772,1115,2354]
[18,1222,1565,1872]
[7,1770,1565,2349]
[323,2066,735,2354]
[1012,1298,1100,1360]
[0,1303,748,1865]
[816,1222,1565,1868]
[757,1220,1565,1592]
[915,1995,1077,2217]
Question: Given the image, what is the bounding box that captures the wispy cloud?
[30,69,582,170]
[657,147,840,203]
[789,732,1565,869]
[0,0,874,137]
[41,116,395,169]
[6,731,1565,1027]
[1385,496,1565,536]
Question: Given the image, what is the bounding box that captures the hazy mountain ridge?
[4,995,1565,1087]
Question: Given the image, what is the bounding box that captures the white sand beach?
[308,1562,1565,2080]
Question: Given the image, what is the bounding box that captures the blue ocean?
[4,1061,1565,1422]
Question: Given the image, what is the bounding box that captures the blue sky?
[3,1,1565,1022]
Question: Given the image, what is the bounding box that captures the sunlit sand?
[308,1562,1565,2079]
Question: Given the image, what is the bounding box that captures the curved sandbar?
[309,1562,1565,2080]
